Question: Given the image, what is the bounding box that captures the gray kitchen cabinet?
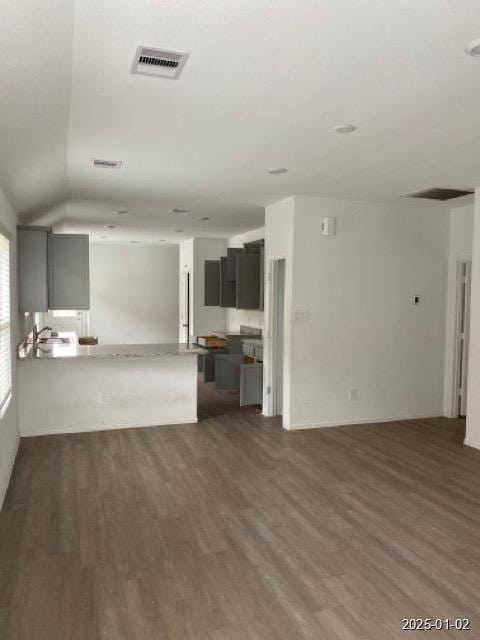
[215,354,243,390]
[240,363,263,406]
[202,348,227,382]
[17,226,50,312]
[48,234,90,310]
[220,257,236,307]
[236,252,261,309]
[204,260,220,306]
[226,248,243,281]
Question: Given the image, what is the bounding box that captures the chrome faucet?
[32,324,52,342]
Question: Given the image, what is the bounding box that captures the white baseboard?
[464,438,480,451]
[20,416,199,438]
[0,431,20,510]
[285,413,443,431]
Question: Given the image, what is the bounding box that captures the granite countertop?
[18,333,207,361]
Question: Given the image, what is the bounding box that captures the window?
[0,232,11,417]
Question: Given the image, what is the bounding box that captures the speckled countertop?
[18,334,207,361]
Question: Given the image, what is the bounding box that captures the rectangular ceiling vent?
[169,208,192,215]
[404,187,474,201]
[132,46,190,80]
[93,159,122,169]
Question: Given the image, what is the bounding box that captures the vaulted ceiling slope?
[1,0,479,242]
[0,0,74,218]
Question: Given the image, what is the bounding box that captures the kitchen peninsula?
[18,333,206,436]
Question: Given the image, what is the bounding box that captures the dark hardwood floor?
[1,382,479,639]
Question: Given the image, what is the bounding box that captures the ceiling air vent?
[169,208,192,215]
[132,46,190,80]
[404,187,473,201]
[93,159,122,169]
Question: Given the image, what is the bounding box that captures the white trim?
[464,438,480,451]
[0,431,20,510]
[21,416,199,438]
[444,255,473,418]
[264,256,287,420]
[449,261,472,418]
[285,412,443,431]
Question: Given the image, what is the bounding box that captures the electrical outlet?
[348,388,359,401]
[294,309,310,320]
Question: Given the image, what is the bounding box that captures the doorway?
[453,261,472,417]
[270,259,286,418]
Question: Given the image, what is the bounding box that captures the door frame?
[451,260,472,417]
[180,270,191,344]
[265,257,287,421]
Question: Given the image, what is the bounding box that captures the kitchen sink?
[37,337,71,344]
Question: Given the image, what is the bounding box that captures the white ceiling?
[1,0,480,243]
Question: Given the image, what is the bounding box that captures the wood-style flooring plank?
[0,380,479,639]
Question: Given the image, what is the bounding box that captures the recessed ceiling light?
[268,167,288,175]
[104,224,116,229]
[160,239,166,242]
[198,216,210,221]
[129,240,140,244]
[335,124,357,134]
[466,39,480,57]
[114,209,128,215]
[175,229,183,233]
[100,235,107,239]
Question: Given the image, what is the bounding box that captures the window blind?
[0,233,11,417]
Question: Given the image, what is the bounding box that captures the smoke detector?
[132,46,190,79]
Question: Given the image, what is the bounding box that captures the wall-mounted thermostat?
[321,216,336,236]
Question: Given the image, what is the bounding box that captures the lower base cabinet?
[214,354,263,406]
[240,363,263,406]
[201,348,227,382]
[214,354,243,390]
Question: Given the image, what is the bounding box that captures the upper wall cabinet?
[48,234,90,310]
[204,240,264,310]
[17,226,50,312]
[18,227,90,312]
[226,248,243,281]
[204,260,220,306]
[236,252,261,309]
[220,257,236,307]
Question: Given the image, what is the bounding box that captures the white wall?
[466,191,480,449]
[0,188,20,508]
[443,204,474,417]
[226,227,265,333]
[89,244,179,344]
[264,196,450,430]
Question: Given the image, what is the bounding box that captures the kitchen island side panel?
[19,355,198,436]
